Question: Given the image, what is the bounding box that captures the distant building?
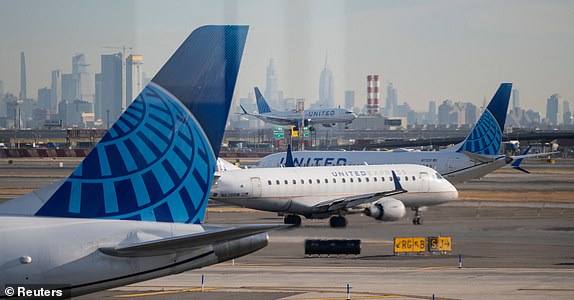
[512,89,520,111]
[438,100,452,125]
[0,80,4,97]
[546,94,559,125]
[72,54,94,104]
[126,54,143,103]
[318,57,334,108]
[385,82,397,116]
[366,75,380,116]
[465,102,477,125]
[37,87,52,112]
[427,100,436,124]
[563,100,572,126]
[50,70,61,115]
[96,52,123,126]
[344,90,355,110]
[264,58,282,110]
[19,52,27,100]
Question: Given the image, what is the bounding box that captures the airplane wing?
[99,224,287,257]
[311,171,407,214]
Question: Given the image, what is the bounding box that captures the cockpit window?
[436,173,443,179]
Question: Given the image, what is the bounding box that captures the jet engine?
[363,198,406,221]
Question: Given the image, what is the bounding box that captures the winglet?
[391,170,405,191]
[284,144,295,167]
[457,83,512,155]
[239,104,249,115]
[511,145,531,174]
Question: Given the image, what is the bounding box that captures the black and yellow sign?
[428,236,453,252]
[393,237,426,254]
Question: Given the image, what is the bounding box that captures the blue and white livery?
[0,25,280,298]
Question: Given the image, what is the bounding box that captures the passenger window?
[301,179,305,184]
[284,180,288,185]
[342,178,346,183]
[390,177,393,181]
[309,179,312,184]
[373,177,377,182]
[405,176,408,181]
[276,180,280,185]
[333,178,337,183]
[350,178,354,183]
[293,179,296,184]
[325,179,328,183]
[268,180,272,185]
[381,177,385,182]
[358,178,362,183]
[366,177,370,182]
[412,176,416,181]
[316,179,320,184]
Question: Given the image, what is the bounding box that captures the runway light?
[458,254,463,269]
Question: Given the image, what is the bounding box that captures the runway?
[1,158,573,299]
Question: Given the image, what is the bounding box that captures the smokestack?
[367,75,380,115]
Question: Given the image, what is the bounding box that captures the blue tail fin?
[35,25,248,224]
[511,145,531,174]
[284,144,295,167]
[254,87,272,113]
[457,83,512,155]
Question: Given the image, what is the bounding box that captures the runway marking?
[417,266,460,270]
[113,288,216,298]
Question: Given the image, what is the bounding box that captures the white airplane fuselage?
[0,216,267,297]
[259,108,356,126]
[211,164,458,218]
[256,150,510,184]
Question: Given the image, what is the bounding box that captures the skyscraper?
[563,100,571,126]
[318,57,334,108]
[50,70,61,115]
[344,90,355,110]
[96,52,123,126]
[0,80,4,98]
[512,89,520,111]
[126,54,143,103]
[19,52,27,100]
[72,53,94,104]
[37,87,52,111]
[546,94,559,125]
[385,82,398,116]
[264,58,280,110]
[428,100,436,124]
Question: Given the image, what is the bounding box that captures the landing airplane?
[0,25,278,298]
[240,87,357,129]
[256,83,517,184]
[211,148,458,227]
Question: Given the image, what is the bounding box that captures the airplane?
[240,87,357,130]
[256,83,519,184]
[211,145,458,227]
[0,25,280,298]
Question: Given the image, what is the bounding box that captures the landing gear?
[412,207,423,225]
[329,215,347,228]
[284,214,302,226]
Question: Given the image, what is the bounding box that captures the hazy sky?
[1,0,573,113]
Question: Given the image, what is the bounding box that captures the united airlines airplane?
[240,87,357,129]
[257,83,515,184]
[211,152,458,227]
[0,26,278,298]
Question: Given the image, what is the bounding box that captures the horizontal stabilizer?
[99,224,287,257]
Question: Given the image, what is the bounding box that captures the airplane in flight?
[240,87,357,130]
[256,83,523,184]
[0,25,279,298]
[211,146,458,227]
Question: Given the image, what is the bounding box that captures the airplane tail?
[456,83,512,155]
[254,87,273,113]
[32,26,248,224]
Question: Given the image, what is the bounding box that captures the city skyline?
[1,0,573,115]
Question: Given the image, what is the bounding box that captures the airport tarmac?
[1,158,573,299]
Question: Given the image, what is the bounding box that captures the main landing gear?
[329,215,348,228]
[412,207,423,225]
[284,214,302,226]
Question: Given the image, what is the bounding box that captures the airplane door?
[420,172,430,192]
[251,177,262,198]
